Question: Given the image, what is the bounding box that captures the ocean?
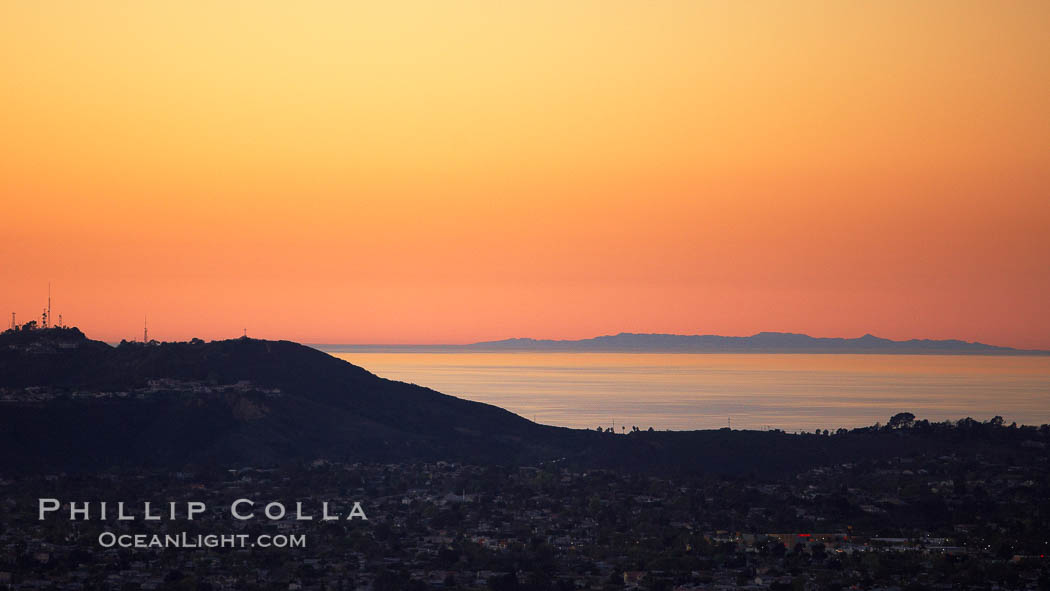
[322,351,1050,432]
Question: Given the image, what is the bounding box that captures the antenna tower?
[144,315,148,343]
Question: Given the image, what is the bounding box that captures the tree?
[888,412,916,429]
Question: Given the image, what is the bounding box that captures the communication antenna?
[58,314,62,328]
[144,315,148,343]
[728,416,732,430]
[47,283,51,329]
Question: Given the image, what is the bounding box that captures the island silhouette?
[320,331,1049,354]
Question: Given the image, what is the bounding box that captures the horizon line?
[13,325,1050,354]
[306,330,1050,354]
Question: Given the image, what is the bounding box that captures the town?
[2,436,1048,591]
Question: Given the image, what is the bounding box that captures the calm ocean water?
[324,351,1050,432]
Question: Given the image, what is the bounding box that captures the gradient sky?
[2,1,1048,347]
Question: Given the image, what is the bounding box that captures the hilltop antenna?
[58,314,62,328]
[47,283,51,329]
[144,315,148,343]
[728,416,732,430]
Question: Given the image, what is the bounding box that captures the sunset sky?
[2,1,1048,347]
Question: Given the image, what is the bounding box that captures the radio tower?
[47,283,52,329]
[143,315,148,343]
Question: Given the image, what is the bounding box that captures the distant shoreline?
[313,344,1050,356]
[312,331,1050,356]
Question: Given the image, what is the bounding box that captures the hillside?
[0,327,573,472]
[1,328,1046,475]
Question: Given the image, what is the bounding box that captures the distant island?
[318,331,1050,355]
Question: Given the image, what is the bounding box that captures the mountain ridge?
[319,331,1048,354]
[0,327,575,472]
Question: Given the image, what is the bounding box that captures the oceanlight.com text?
[97,532,306,549]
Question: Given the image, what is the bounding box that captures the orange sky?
[2,1,1049,347]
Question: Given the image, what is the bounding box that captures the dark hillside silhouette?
[1,328,1047,475]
